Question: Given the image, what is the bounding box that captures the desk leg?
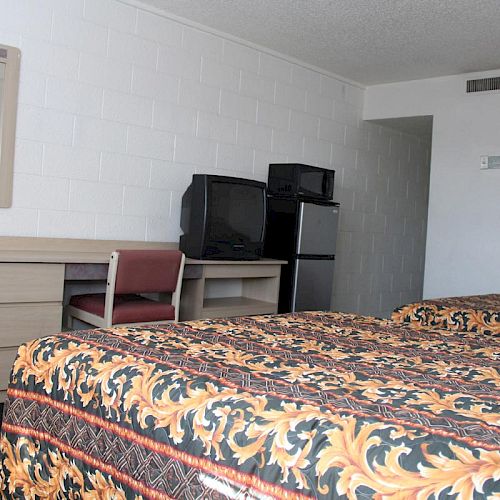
[179,277,205,321]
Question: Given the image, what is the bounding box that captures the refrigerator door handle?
[291,258,299,312]
[295,254,336,260]
[295,202,305,255]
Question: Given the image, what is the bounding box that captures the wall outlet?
[480,155,500,170]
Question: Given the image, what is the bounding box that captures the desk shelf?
[179,259,286,321]
[202,297,277,318]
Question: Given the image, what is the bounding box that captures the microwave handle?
[322,172,332,198]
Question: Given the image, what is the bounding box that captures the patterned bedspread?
[1,312,499,498]
[392,293,500,334]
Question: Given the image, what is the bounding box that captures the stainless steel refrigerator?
[265,197,339,312]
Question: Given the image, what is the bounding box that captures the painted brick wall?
[333,129,430,317]
[0,0,430,317]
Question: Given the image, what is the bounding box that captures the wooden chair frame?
[66,251,185,328]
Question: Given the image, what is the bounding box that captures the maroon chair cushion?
[114,250,182,294]
[69,293,175,324]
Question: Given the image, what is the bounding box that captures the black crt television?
[179,175,267,260]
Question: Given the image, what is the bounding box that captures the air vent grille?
[466,76,500,93]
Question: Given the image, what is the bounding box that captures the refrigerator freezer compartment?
[297,202,339,255]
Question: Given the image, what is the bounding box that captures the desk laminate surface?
[0,251,287,266]
[0,250,112,264]
[0,236,176,264]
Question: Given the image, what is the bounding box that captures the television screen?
[208,181,265,242]
[180,175,266,260]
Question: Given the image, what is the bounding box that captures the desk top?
[0,250,114,264]
[0,237,286,265]
[0,251,287,265]
[0,237,174,264]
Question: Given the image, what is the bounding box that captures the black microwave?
[267,163,334,201]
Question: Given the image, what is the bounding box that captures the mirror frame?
[0,44,21,208]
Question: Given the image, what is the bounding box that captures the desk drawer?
[0,303,62,348]
[0,347,18,392]
[0,263,64,303]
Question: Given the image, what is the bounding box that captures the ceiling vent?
[466,76,500,93]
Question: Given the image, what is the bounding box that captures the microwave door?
[296,202,339,256]
[299,169,333,199]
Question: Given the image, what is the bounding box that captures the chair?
[66,249,185,328]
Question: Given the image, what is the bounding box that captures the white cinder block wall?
[335,130,430,317]
[0,0,430,317]
[365,71,500,299]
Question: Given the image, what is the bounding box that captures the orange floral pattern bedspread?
[0,312,499,498]
[392,294,500,334]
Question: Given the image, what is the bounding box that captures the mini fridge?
[264,197,339,312]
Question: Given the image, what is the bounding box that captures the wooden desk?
[0,237,286,400]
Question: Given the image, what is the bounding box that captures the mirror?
[0,44,20,208]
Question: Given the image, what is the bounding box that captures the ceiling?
[136,0,500,85]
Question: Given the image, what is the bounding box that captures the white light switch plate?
[480,155,500,170]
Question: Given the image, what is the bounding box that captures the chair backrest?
[113,249,183,294]
[104,249,185,325]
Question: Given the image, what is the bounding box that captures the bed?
[392,293,500,334]
[1,311,499,498]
